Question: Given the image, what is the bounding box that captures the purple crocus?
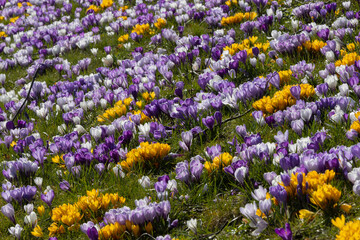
[290,85,301,100]
[214,111,222,126]
[175,161,190,183]
[104,46,111,54]
[202,116,215,130]
[275,223,293,240]
[87,226,99,240]
[41,189,55,207]
[1,203,15,224]
[190,159,203,181]
[179,131,193,151]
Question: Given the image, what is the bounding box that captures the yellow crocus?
[31,225,43,238]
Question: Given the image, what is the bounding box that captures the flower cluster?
[332,215,360,240]
[120,142,171,171]
[253,84,315,114]
[221,12,257,26]
[49,189,125,237]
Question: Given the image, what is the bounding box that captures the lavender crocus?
[202,116,215,130]
[290,85,301,100]
[41,189,54,207]
[1,203,15,224]
[275,223,293,240]
[59,180,71,191]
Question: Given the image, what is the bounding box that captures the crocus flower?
[202,116,215,130]
[275,223,293,240]
[87,226,98,240]
[138,176,151,189]
[187,218,198,234]
[59,180,70,191]
[24,211,37,227]
[8,224,23,240]
[41,189,54,207]
[1,203,15,224]
[290,85,301,100]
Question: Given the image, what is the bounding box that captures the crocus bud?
[1,203,15,224]
[59,180,71,191]
[138,176,151,188]
[8,224,23,240]
[34,177,43,190]
[290,85,301,100]
[41,189,55,207]
[24,211,37,228]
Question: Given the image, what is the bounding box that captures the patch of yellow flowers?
[225,0,238,7]
[154,18,167,30]
[118,34,129,43]
[99,221,154,239]
[99,222,127,239]
[100,0,114,8]
[332,215,360,240]
[278,69,292,85]
[77,189,126,216]
[310,184,341,210]
[204,152,233,172]
[120,142,171,171]
[132,23,154,36]
[335,52,360,67]
[98,98,132,123]
[46,189,125,237]
[302,40,327,52]
[253,84,315,115]
[98,92,154,123]
[223,37,270,56]
[279,170,349,212]
[281,170,335,198]
[221,12,257,26]
[86,5,101,13]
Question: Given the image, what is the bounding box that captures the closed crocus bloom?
[275,223,292,240]
[264,172,277,185]
[234,166,247,183]
[250,58,257,67]
[202,116,215,130]
[259,199,272,216]
[251,186,267,201]
[95,163,105,175]
[180,131,193,150]
[339,84,349,96]
[145,222,153,233]
[190,159,203,181]
[291,119,304,136]
[300,108,312,122]
[138,176,151,189]
[59,181,70,192]
[353,180,360,196]
[102,54,113,67]
[31,225,43,238]
[325,51,335,62]
[290,85,301,100]
[41,190,55,207]
[24,203,34,215]
[1,203,15,224]
[87,226,98,240]
[24,211,37,227]
[131,224,140,237]
[187,218,198,234]
[37,205,45,216]
[325,75,338,89]
[8,224,23,239]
